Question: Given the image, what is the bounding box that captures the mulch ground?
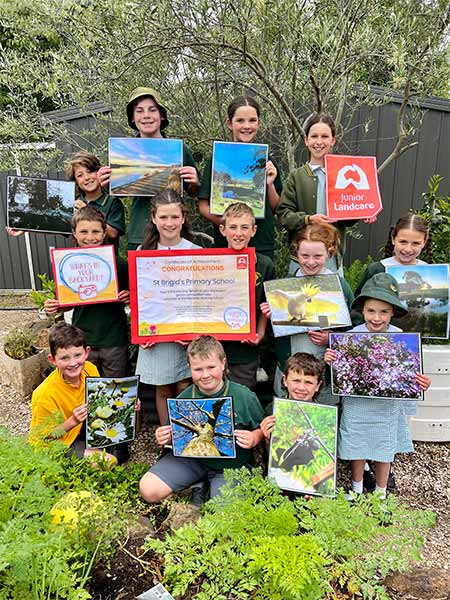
[1,307,449,599]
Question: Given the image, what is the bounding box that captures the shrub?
[3,326,37,359]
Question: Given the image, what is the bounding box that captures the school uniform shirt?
[177,378,265,470]
[127,143,198,246]
[78,190,125,252]
[338,323,414,463]
[199,154,283,257]
[30,361,99,447]
[71,256,129,349]
[222,253,275,365]
[135,238,201,385]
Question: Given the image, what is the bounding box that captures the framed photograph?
[325,154,382,221]
[268,398,338,497]
[210,141,267,218]
[7,175,75,234]
[51,245,119,307]
[129,248,256,343]
[86,376,139,449]
[168,397,236,458]
[264,274,352,337]
[109,137,183,197]
[386,264,450,339]
[330,332,424,400]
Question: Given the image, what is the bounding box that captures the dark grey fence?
[0,92,449,289]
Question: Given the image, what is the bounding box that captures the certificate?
[51,245,119,307]
[129,248,256,343]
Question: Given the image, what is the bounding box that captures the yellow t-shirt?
[30,361,99,447]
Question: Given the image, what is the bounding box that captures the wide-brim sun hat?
[126,87,169,131]
[351,272,408,318]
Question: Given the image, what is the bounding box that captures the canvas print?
[268,398,338,497]
[51,245,119,307]
[386,264,450,339]
[330,332,423,400]
[210,141,267,218]
[7,176,75,234]
[109,137,183,196]
[264,274,352,337]
[168,397,236,458]
[86,376,139,449]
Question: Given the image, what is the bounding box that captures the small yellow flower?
[121,388,129,393]
[90,418,105,430]
[96,405,114,419]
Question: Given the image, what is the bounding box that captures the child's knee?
[139,472,172,503]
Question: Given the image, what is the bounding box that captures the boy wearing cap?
[325,273,431,499]
[98,87,200,249]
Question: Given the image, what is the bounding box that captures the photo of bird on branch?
[168,397,236,458]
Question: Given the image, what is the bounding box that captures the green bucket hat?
[126,87,169,132]
[351,273,408,318]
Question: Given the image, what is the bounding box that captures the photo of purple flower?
[330,332,423,400]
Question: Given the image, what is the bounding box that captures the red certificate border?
[51,244,120,307]
[325,154,383,221]
[129,247,256,343]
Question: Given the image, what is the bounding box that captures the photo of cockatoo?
[267,283,340,323]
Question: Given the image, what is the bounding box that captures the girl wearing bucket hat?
[325,272,431,499]
[98,87,200,249]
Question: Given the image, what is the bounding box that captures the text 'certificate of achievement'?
[129,248,256,343]
[51,245,119,307]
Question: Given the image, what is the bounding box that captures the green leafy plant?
[344,256,373,293]
[417,174,450,264]
[30,273,56,310]
[144,469,434,600]
[3,326,37,359]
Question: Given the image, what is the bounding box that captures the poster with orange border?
[325,155,383,220]
[51,245,119,307]
[129,248,256,343]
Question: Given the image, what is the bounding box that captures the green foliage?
[144,469,434,599]
[417,174,450,265]
[273,226,292,279]
[3,326,37,359]
[0,427,147,598]
[30,273,56,310]
[344,255,373,293]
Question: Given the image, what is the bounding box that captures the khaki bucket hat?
[351,272,408,318]
[126,87,169,131]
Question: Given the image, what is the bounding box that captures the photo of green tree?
[210,141,267,217]
[268,398,337,497]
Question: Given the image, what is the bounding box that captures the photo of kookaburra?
[268,283,340,322]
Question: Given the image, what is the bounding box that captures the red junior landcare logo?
[236,255,248,269]
[325,155,383,220]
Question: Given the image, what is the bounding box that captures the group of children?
[26,86,436,503]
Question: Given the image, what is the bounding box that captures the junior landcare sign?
[325,155,382,220]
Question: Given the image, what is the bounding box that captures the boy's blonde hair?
[221,202,256,226]
[71,205,106,233]
[284,352,324,382]
[187,335,226,362]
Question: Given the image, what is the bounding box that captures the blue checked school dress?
[338,323,414,462]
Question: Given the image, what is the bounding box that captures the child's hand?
[266,160,277,186]
[241,333,261,345]
[415,373,432,391]
[260,302,272,318]
[235,429,257,449]
[155,425,172,446]
[179,166,199,186]
[44,298,61,315]
[72,404,88,424]
[73,199,87,211]
[308,330,329,346]
[324,348,337,364]
[5,227,24,237]
[135,398,141,412]
[140,342,156,349]
[175,340,189,346]
[97,166,111,187]
[310,214,338,225]
[118,290,130,304]
[363,216,378,224]
[260,415,275,440]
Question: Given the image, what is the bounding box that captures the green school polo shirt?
[127,143,198,245]
[177,378,265,470]
[222,253,275,364]
[71,256,129,348]
[199,153,283,257]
